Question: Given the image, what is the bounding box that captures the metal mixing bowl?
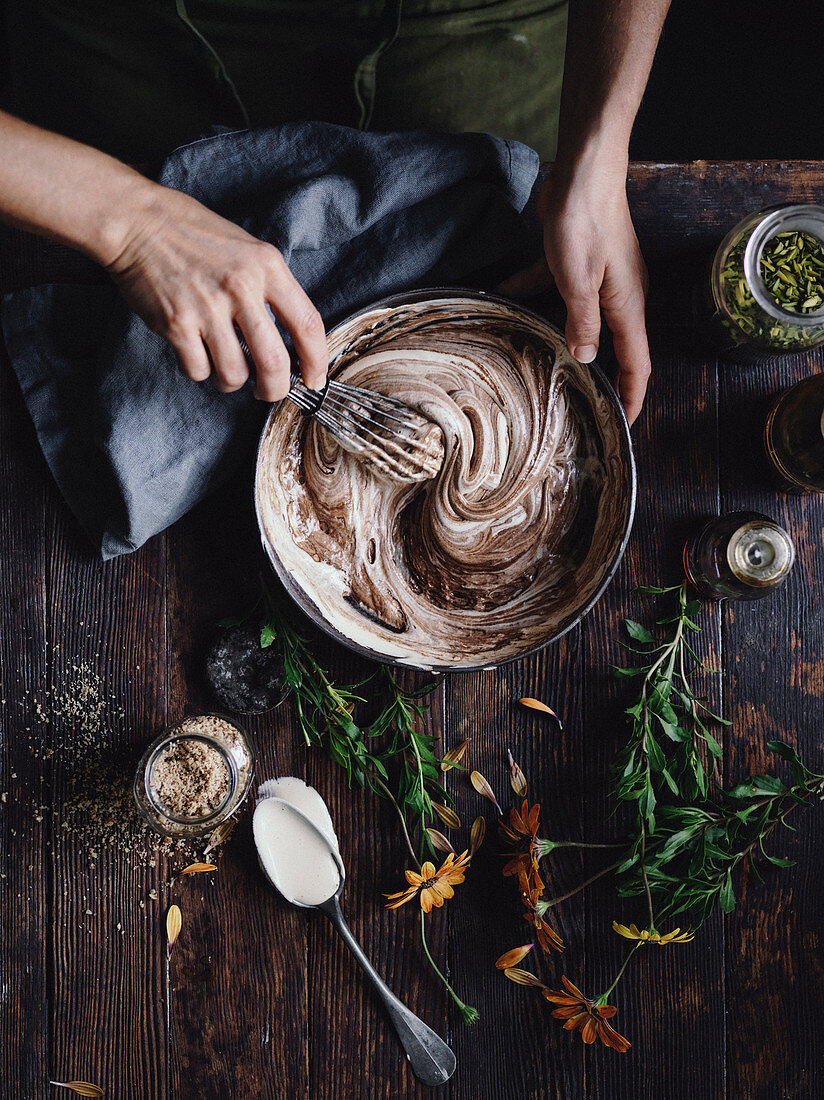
[254,289,636,671]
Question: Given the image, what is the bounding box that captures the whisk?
[286,372,445,483]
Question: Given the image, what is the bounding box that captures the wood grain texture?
[583,346,726,1100]
[0,337,50,1099]
[165,480,310,1100]
[718,346,824,1100]
[46,517,168,1097]
[2,161,824,1099]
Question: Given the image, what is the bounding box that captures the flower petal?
[507,750,528,798]
[432,881,455,902]
[432,803,462,829]
[420,889,436,913]
[543,990,582,1006]
[440,739,469,771]
[426,828,456,855]
[470,770,502,813]
[561,975,587,1001]
[519,697,563,728]
[580,1017,598,1044]
[612,921,636,940]
[598,1018,632,1053]
[495,944,534,970]
[470,815,486,857]
[503,967,546,988]
[561,1012,587,1030]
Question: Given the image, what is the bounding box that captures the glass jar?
[764,374,824,491]
[683,510,795,601]
[708,204,824,360]
[134,713,255,838]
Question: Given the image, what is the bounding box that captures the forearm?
[556,0,671,174]
[0,110,157,265]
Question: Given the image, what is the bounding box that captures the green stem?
[600,943,641,1001]
[640,823,656,930]
[542,859,623,908]
[544,840,625,851]
[372,774,421,870]
[419,911,479,1024]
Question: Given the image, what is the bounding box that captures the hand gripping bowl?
[255,290,636,671]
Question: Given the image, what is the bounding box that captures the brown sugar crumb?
[150,738,230,818]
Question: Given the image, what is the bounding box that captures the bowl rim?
[253,286,637,672]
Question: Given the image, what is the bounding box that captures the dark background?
[632,0,824,161]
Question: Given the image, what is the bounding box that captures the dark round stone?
[205,625,289,715]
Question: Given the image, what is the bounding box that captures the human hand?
[498,162,651,425]
[101,184,328,400]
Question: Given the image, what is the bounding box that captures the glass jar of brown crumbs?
[134,713,255,838]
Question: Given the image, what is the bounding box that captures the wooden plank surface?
[718,347,824,1100]
[0,311,50,1100]
[2,162,824,1100]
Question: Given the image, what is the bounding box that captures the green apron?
[0,0,567,163]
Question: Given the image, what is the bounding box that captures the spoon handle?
[319,896,456,1086]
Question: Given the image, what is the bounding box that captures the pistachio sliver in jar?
[710,204,824,358]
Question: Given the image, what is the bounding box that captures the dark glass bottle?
[683,511,795,601]
[764,374,824,492]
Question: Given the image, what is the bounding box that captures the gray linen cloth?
[1,122,540,558]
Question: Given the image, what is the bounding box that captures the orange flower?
[520,872,564,953]
[385,851,470,913]
[543,976,631,1052]
[500,800,542,879]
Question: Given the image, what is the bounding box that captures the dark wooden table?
[2,162,823,1100]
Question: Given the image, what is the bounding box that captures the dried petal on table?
[469,770,502,814]
[431,802,461,829]
[166,904,182,957]
[50,1084,104,1098]
[180,862,217,876]
[503,967,546,988]
[426,827,456,854]
[507,749,528,797]
[519,697,564,729]
[440,739,469,771]
[495,944,534,969]
[469,815,486,856]
[203,818,236,855]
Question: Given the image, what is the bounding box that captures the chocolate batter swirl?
[256,295,633,669]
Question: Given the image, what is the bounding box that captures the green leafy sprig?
[230,580,477,1021]
[613,581,728,828]
[259,585,447,858]
[500,582,824,1052]
[617,740,824,929]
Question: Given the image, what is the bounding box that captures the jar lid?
[727,520,795,587]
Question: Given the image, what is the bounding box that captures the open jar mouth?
[743,204,824,326]
[144,733,238,825]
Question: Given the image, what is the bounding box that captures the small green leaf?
[703,732,723,759]
[719,870,735,913]
[661,767,679,795]
[260,622,276,649]
[624,619,656,644]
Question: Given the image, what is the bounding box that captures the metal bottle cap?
[727,520,795,587]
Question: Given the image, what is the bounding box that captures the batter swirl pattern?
[256,296,633,669]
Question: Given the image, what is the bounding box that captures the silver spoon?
[253,795,456,1086]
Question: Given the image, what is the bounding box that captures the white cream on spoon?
[254,778,340,905]
[252,776,456,1085]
